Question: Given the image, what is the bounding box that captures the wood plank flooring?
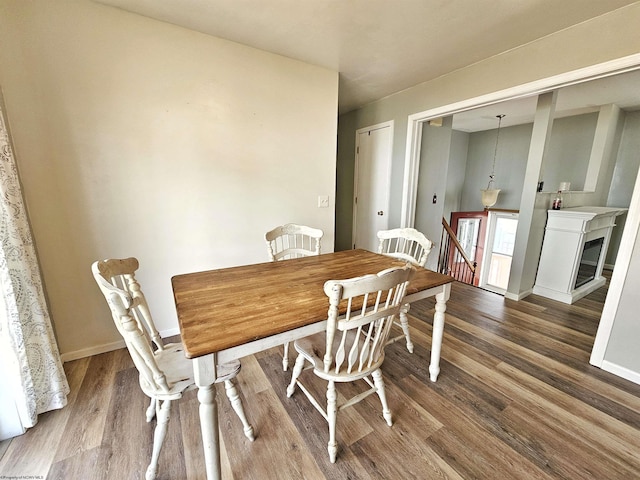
[3,274,640,479]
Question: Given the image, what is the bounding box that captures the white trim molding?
[60,339,125,363]
[590,167,640,367]
[601,360,640,386]
[60,326,181,362]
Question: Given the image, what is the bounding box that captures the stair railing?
[438,217,477,285]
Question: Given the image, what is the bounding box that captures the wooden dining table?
[172,249,453,480]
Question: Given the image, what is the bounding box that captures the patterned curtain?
[0,98,69,428]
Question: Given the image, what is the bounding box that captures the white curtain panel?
[0,100,69,428]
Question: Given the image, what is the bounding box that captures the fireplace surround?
[533,206,626,304]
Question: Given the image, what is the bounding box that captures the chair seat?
[293,331,385,382]
[139,343,241,400]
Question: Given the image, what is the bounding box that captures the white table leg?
[194,354,221,480]
[429,283,451,382]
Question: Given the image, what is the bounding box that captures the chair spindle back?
[265,223,324,261]
[377,227,433,267]
[92,257,170,394]
[322,265,414,375]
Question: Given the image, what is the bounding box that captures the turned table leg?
[429,284,450,382]
[194,354,221,480]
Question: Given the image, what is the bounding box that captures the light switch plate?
[318,195,329,208]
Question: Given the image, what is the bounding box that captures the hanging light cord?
[488,114,505,189]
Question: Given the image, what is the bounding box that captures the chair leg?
[283,342,290,371]
[286,354,306,397]
[223,379,255,441]
[399,303,414,353]
[372,369,392,427]
[146,399,171,480]
[327,380,338,463]
[145,398,156,422]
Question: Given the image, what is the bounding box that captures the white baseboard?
[60,327,182,362]
[60,339,125,362]
[504,288,532,301]
[532,276,606,304]
[161,327,181,338]
[601,360,640,386]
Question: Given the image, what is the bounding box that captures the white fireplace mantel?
[533,206,626,304]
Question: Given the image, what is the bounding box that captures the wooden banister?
[438,217,477,284]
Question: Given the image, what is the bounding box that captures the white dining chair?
[286,265,414,463]
[91,257,254,480]
[377,227,433,353]
[265,223,324,261]
[265,223,324,370]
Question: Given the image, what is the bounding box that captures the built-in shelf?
[533,206,626,304]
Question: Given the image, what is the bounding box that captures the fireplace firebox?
[575,237,605,288]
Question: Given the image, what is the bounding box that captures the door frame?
[590,162,640,370]
[352,120,394,249]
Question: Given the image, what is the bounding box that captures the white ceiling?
[453,68,640,132]
[97,0,640,115]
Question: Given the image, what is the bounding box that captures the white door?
[353,122,393,251]
[480,211,519,295]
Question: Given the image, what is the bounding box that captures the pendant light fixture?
[480,114,504,209]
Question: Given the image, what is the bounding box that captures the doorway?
[397,56,640,379]
[352,121,393,252]
[401,58,640,296]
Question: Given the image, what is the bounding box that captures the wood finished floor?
[3,275,640,479]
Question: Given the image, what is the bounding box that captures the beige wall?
[0,0,338,359]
